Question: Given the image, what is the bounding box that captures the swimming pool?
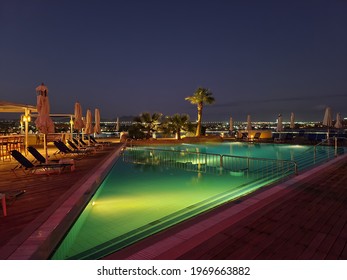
[51,142,343,259]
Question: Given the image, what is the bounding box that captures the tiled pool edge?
[104,153,347,260]
[5,144,124,260]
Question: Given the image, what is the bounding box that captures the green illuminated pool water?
[51,142,342,259]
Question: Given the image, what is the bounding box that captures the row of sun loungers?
[10,149,73,176]
[2,137,113,217]
[237,132,262,142]
[53,140,91,159]
[9,136,111,176]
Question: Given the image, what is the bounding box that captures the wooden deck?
[1,141,347,260]
[0,142,123,259]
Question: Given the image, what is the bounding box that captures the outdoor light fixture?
[23,115,31,122]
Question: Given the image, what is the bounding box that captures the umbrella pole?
[77,131,81,148]
[44,134,48,163]
[24,109,29,156]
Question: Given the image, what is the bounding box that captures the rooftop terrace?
[0,140,346,260]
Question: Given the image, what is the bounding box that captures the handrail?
[221,154,298,175]
[125,138,134,147]
[124,147,298,178]
[313,136,347,157]
[299,136,346,157]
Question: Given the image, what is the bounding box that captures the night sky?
[1,0,346,122]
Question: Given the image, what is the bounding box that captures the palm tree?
[163,113,193,140]
[133,112,162,138]
[185,87,215,137]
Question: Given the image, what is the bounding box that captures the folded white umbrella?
[35,82,54,163]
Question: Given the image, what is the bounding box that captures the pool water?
[51,142,342,259]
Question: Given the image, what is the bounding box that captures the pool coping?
[5,145,346,259]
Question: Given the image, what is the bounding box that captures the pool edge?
[5,144,125,260]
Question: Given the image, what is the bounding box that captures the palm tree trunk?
[176,129,181,140]
[196,103,203,137]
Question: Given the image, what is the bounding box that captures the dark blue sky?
[1,0,346,122]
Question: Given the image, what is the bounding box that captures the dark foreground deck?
[1,142,347,260]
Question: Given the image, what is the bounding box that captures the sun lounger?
[79,138,88,146]
[72,137,88,147]
[90,135,111,146]
[77,137,102,150]
[251,132,261,141]
[239,132,261,142]
[67,139,95,153]
[239,132,248,141]
[27,146,59,164]
[10,150,73,176]
[53,141,89,159]
[72,137,81,147]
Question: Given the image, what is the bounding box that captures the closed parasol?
[84,109,93,145]
[229,116,233,133]
[323,107,332,140]
[116,117,120,132]
[276,114,283,132]
[74,102,84,131]
[94,108,101,135]
[335,113,343,129]
[84,109,93,134]
[246,115,252,131]
[35,82,54,163]
[290,112,295,129]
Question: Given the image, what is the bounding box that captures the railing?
[123,147,298,181]
[221,154,297,179]
[299,136,346,161]
[313,137,347,157]
[125,138,134,147]
[276,136,346,172]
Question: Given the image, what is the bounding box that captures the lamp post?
[20,115,24,135]
[23,109,31,155]
[70,117,74,140]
